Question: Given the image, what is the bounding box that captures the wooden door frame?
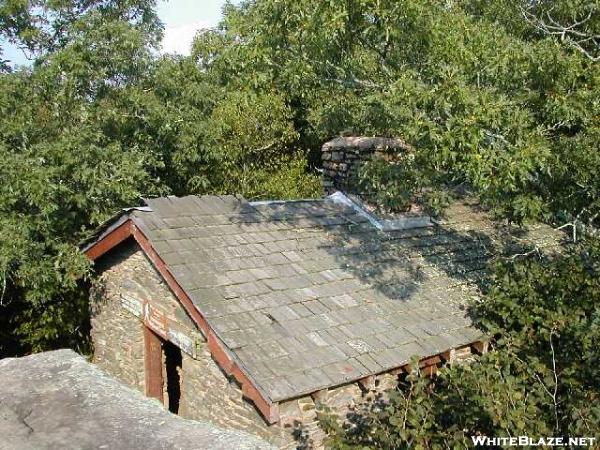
[143,325,164,402]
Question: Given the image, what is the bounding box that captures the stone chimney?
[321,136,412,196]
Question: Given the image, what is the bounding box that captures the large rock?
[0,350,275,450]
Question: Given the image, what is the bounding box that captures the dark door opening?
[163,340,182,414]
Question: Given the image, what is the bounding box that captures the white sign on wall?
[120,293,143,318]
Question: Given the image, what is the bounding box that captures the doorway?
[143,326,182,415]
[163,340,182,414]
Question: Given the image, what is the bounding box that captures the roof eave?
[84,215,132,259]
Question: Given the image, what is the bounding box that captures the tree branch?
[520,6,600,61]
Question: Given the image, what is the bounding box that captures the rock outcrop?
[0,349,275,450]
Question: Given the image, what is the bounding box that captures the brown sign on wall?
[143,300,168,340]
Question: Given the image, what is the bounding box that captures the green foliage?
[357,152,452,216]
[0,0,320,355]
[321,240,600,448]
[194,0,600,225]
[0,0,597,381]
[0,3,165,355]
[358,157,420,213]
[0,0,162,59]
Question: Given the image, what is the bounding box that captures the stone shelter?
[83,138,561,448]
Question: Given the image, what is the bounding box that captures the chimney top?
[321,136,432,229]
[321,136,412,196]
[322,136,411,152]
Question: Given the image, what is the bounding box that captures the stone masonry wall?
[321,136,411,196]
[91,245,146,393]
[179,349,290,444]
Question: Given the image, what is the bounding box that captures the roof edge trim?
[84,217,132,259]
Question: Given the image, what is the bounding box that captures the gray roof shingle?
[105,194,561,402]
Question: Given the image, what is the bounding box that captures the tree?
[138,56,320,199]
[194,0,600,225]
[0,0,165,355]
[0,0,162,64]
[0,0,319,356]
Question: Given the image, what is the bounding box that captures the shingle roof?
[89,194,561,403]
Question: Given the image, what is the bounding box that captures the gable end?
[85,217,280,424]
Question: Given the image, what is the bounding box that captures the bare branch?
[513,329,560,434]
[509,247,541,260]
[323,61,388,90]
[549,329,560,433]
[520,6,600,62]
[554,207,600,243]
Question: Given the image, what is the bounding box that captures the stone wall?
[321,136,411,196]
[91,245,146,393]
[178,347,292,445]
